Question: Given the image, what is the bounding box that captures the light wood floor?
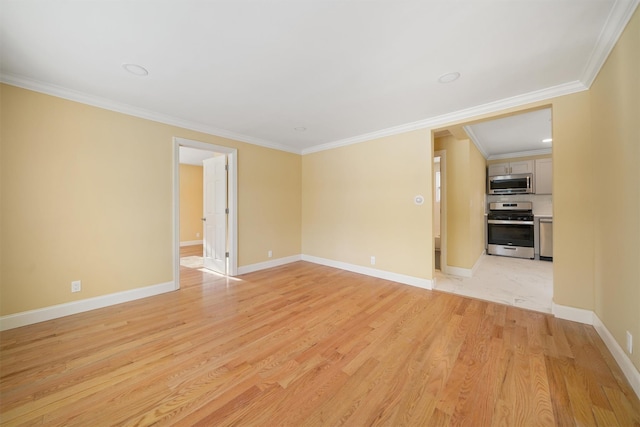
[1,249,639,426]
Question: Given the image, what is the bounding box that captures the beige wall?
[550,92,595,309]
[179,164,203,243]
[0,84,301,315]
[590,8,639,371]
[469,140,486,265]
[434,135,485,269]
[240,146,302,264]
[302,130,432,279]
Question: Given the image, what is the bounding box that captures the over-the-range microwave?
[488,173,534,195]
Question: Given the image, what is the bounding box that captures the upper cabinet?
[535,158,553,194]
[487,160,534,176]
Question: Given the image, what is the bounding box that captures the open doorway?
[432,108,554,313]
[173,137,238,290]
[433,150,446,274]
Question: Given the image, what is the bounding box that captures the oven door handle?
[487,220,534,225]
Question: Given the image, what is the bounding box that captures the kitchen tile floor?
[434,254,553,313]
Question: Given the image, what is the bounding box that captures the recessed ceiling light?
[294,127,307,132]
[122,63,149,76]
[542,138,553,143]
[438,72,460,84]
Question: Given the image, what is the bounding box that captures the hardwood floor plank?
[2,261,639,426]
[604,385,640,427]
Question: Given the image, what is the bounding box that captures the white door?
[203,156,228,274]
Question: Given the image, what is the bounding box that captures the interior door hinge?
[225,208,229,214]
[225,164,229,171]
[225,252,229,258]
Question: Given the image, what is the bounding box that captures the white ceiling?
[465,108,553,160]
[1,1,637,155]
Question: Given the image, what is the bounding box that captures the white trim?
[0,281,175,331]
[445,265,472,278]
[593,313,640,399]
[1,76,586,158]
[463,126,489,159]
[472,251,485,276]
[237,255,302,275]
[552,302,594,325]
[180,240,203,247]
[487,149,552,161]
[302,81,587,155]
[580,0,640,87]
[551,303,640,399]
[302,255,433,290]
[445,253,484,278]
[465,127,552,161]
[0,74,298,155]
[173,138,238,286]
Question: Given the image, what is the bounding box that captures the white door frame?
[434,150,447,275]
[173,137,238,290]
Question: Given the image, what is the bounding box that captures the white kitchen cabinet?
[510,160,534,174]
[535,158,553,194]
[487,160,534,176]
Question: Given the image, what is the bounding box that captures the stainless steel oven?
[487,202,534,259]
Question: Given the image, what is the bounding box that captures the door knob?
[201,217,206,221]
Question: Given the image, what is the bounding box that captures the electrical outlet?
[71,280,82,293]
[370,256,376,265]
[268,250,273,258]
[626,331,633,354]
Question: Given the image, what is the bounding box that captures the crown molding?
[302,80,587,155]
[487,148,552,161]
[1,73,593,158]
[463,126,489,159]
[0,74,301,155]
[581,0,639,88]
[465,125,553,161]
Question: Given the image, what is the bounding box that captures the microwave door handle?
[527,175,530,189]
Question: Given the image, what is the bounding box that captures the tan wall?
[434,136,485,269]
[469,141,486,265]
[590,9,639,371]
[302,130,432,279]
[550,92,595,310]
[179,164,203,243]
[0,84,302,315]
[435,135,468,268]
[241,146,302,264]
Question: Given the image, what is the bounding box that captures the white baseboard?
[445,265,472,278]
[180,240,203,247]
[552,303,640,400]
[552,302,594,325]
[301,255,433,290]
[446,251,485,278]
[237,255,302,275]
[0,281,176,331]
[593,313,640,399]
